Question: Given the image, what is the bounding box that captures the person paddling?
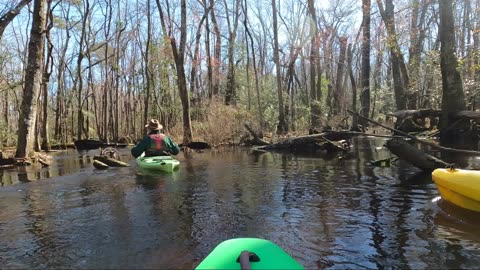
[131,119,180,158]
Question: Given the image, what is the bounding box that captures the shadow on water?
[1,139,480,269]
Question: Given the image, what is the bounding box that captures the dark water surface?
[1,138,480,269]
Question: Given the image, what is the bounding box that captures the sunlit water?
[1,138,480,269]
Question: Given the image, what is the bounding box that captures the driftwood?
[93,156,129,167]
[385,139,451,171]
[244,124,270,146]
[255,131,357,152]
[93,160,109,169]
[348,110,480,155]
[34,153,52,167]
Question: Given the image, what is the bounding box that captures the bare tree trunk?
[41,0,54,151]
[334,36,348,115]
[190,11,208,94]
[157,0,193,144]
[245,18,251,111]
[143,0,152,136]
[75,0,90,140]
[113,1,125,142]
[360,0,371,122]
[3,91,8,134]
[307,0,320,102]
[272,0,287,134]
[103,0,113,142]
[348,44,358,130]
[371,37,384,118]
[408,0,429,109]
[377,0,409,110]
[224,0,240,105]
[0,0,32,40]
[210,3,221,96]
[203,0,213,99]
[308,0,322,129]
[439,0,466,132]
[284,47,300,131]
[54,24,68,140]
[15,0,47,158]
[244,3,264,129]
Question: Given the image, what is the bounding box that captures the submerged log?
[93,156,129,167]
[385,139,451,171]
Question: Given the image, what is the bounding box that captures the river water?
[1,137,480,269]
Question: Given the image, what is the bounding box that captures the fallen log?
[256,131,358,152]
[93,160,109,169]
[244,124,270,146]
[93,156,129,167]
[385,139,451,171]
[347,110,480,155]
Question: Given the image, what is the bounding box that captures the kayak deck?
[196,238,303,270]
[432,168,480,212]
[136,156,180,172]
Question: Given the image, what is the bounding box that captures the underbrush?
[169,100,256,145]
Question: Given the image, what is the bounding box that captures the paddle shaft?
[239,251,251,270]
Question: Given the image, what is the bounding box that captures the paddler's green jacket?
[131,131,180,158]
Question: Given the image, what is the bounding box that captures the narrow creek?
[1,137,479,269]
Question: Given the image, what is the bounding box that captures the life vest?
[148,134,165,152]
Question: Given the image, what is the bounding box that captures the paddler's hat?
[145,119,163,130]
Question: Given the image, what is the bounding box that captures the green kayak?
[136,155,180,172]
[196,238,303,270]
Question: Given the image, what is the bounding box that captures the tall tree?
[224,0,241,105]
[15,0,47,158]
[347,43,359,130]
[156,0,193,144]
[203,0,213,99]
[243,0,264,129]
[377,0,409,110]
[210,1,221,96]
[189,7,209,94]
[360,0,371,120]
[334,36,348,114]
[41,0,55,151]
[307,0,320,101]
[75,0,90,140]
[439,0,466,130]
[408,0,429,109]
[143,0,152,136]
[272,0,287,134]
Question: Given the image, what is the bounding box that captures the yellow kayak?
[432,168,480,212]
